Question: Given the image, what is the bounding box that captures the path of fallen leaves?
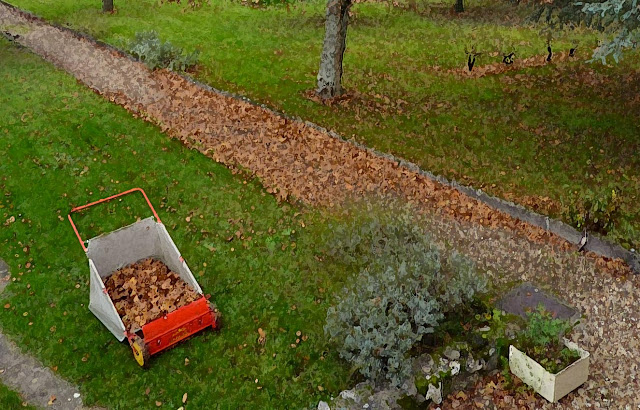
[104,258,199,330]
[1,3,639,407]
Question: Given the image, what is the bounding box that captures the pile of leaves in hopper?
[104,258,200,330]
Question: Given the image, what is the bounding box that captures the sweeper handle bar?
[67,187,162,252]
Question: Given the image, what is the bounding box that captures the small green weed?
[564,187,623,235]
[516,306,580,374]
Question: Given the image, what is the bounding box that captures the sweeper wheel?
[208,301,222,331]
[130,335,150,368]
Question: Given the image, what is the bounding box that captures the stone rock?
[367,388,404,410]
[449,360,461,376]
[425,382,442,404]
[331,381,375,409]
[413,354,435,376]
[401,376,417,397]
[444,346,461,361]
[436,357,450,374]
[318,401,330,410]
[465,353,485,373]
[485,348,499,372]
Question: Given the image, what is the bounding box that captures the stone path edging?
[185,53,639,274]
[2,0,635,273]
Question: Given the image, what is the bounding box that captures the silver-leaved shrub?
[323,199,486,386]
[130,31,200,72]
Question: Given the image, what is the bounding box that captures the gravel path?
[1,3,639,408]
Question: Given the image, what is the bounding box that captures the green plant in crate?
[516,306,581,374]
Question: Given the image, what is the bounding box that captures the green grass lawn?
[0,38,353,409]
[0,383,33,409]
[6,0,640,249]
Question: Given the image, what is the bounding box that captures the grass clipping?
[104,258,200,330]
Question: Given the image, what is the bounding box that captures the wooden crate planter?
[509,339,589,402]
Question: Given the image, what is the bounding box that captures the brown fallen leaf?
[257,328,266,345]
[182,392,188,403]
[104,258,200,330]
[155,401,162,407]
[48,395,56,405]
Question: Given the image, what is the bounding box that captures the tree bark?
[103,0,114,12]
[454,0,464,12]
[316,0,352,99]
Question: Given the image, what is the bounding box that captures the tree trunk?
[454,0,464,12]
[103,0,114,12]
[316,0,352,99]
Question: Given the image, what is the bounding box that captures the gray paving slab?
[0,258,9,293]
[0,258,100,409]
[497,282,581,323]
[0,333,86,409]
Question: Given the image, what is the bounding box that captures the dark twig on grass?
[503,52,515,65]
[2,31,19,42]
[464,45,482,72]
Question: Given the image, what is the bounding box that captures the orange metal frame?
[68,188,218,359]
[67,187,162,252]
